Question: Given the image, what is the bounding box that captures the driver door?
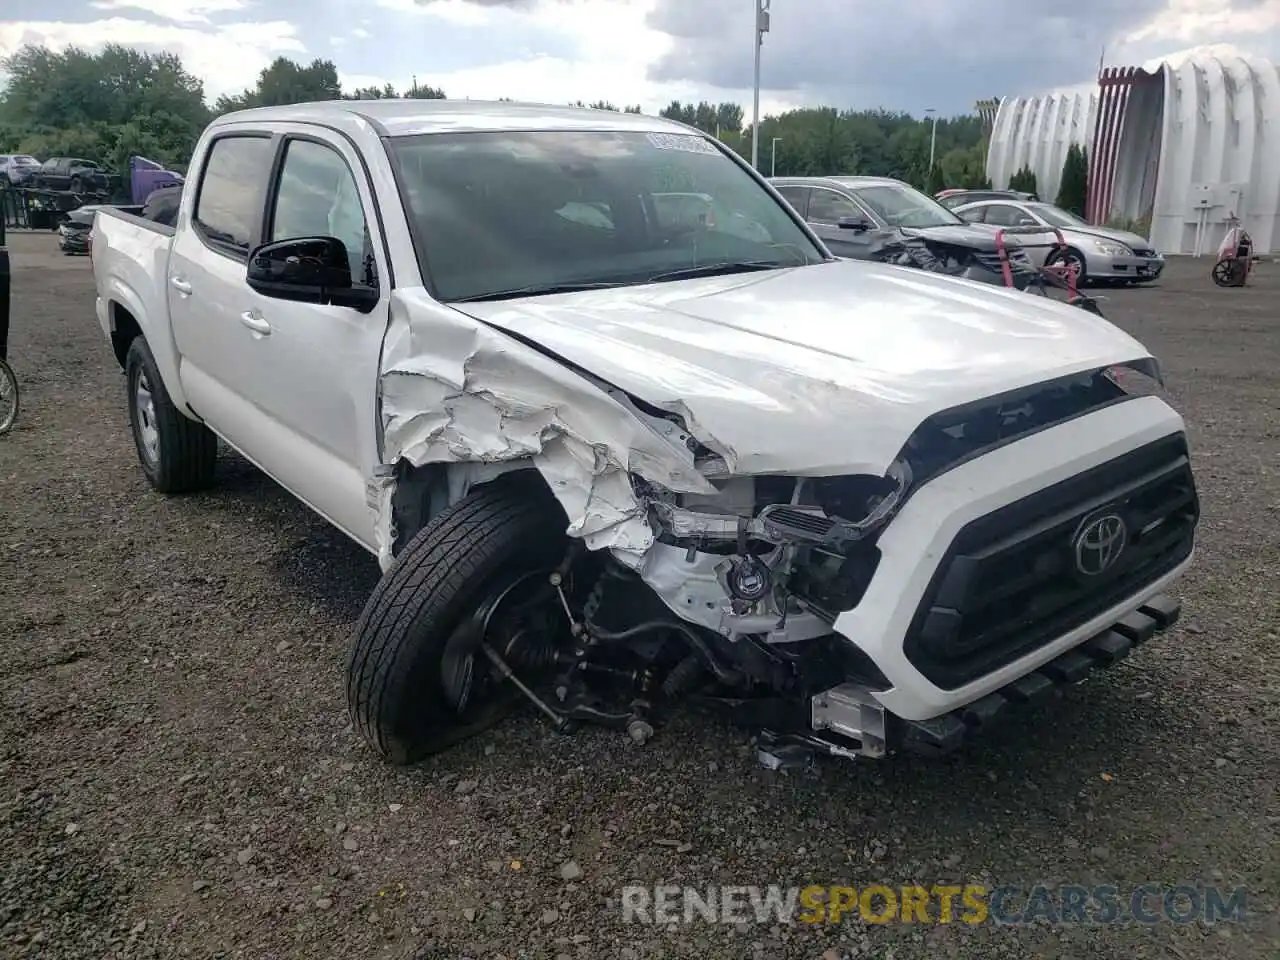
[806,187,877,258]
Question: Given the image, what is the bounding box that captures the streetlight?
[925,106,938,172]
[751,0,771,170]
[771,136,782,176]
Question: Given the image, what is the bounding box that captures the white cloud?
[0,16,303,99]
[1122,0,1280,44]
[355,0,798,115]
[88,0,252,24]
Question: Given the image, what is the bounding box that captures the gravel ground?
[1,233,1276,960]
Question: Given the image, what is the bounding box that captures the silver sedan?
[953,199,1166,284]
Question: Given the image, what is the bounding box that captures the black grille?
[1131,247,1156,258]
[903,433,1198,689]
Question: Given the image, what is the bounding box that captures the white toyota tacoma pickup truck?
[92,100,1199,766]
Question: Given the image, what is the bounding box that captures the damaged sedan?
[92,101,1199,767]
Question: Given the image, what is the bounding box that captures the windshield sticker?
[646,132,719,156]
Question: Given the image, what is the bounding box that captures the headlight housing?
[1094,240,1132,257]
[1104,358,1170,401]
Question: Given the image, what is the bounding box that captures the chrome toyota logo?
[1073,513,1128,576]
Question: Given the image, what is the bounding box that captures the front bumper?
[1092,252,1166,281]
[760,594,1181,763]
[58,226,90,253]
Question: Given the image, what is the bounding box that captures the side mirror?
[1016,216,1038,226]
[837,215,871,231]
[246,236,378,311]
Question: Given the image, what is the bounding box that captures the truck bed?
[93,207,176,356]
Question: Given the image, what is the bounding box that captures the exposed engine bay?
[446,362,1145,761]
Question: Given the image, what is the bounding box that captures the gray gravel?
[1,234,1277,959]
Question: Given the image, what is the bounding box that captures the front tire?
[1047,246,1088,287]
[124,337,218,493]
[347,478,570,765]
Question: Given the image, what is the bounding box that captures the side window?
[269,138,372,285]
[193,136,273,255]
[807,188,861,223]
[774,186,809,217]
[957,204,988,224]
[983,205,1024,227]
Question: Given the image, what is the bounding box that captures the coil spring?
[581,566,613,629]
[498,630,559,672]
[662,654,704,697]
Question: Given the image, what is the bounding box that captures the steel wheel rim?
[0,362,17,435]
[134,369,160,466]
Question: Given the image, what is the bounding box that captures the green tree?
[926,162,946,195]
[214,57,343,112]
[1056,143,1088,216]
[1008,165,1038,195]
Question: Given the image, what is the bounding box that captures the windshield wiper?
[452,281,625,303]
[644,260,793,283]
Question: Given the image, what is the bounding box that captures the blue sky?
[3,0,1280,117]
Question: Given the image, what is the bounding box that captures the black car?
[770,175,1036,289]
[936,188,1038,210]
[32,157,110,194]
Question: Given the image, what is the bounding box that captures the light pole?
[751,0,771,170]
[771,137,782,176]
[925,106,938,172]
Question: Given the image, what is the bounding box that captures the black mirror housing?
[837,215,871,231]
[246,236,378,311]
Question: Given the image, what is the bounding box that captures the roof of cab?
[211,99,694,138]
[770,175,909,189]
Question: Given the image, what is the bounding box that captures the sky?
[3,0,1280,117]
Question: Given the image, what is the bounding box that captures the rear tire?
[346,478,570,765]
[124,337,218,493]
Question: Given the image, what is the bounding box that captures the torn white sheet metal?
[374,289,718,570]
[458,258,1154,478]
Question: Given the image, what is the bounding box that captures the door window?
[983,204,1030,227]
[957,205,988,224]
[774,186,809,217]
[192,135,274,255]
[807,188,861,224]
[269,138,373,285]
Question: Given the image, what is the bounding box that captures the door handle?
[239,310,272,336]
[169,276,192,296]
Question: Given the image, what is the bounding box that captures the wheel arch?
[387,458,564,561]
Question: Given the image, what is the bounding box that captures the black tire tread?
[125,337,218,493]
[346,479,565,765]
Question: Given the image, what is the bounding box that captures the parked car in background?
[0,154,41,186]
[952,198,1165,284]
[937,188,1039,209]
[31,157,110,194]
[771,175,1040,288]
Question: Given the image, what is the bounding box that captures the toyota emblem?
[1073,512,1128,576]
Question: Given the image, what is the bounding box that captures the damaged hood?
[454,259,1151,479]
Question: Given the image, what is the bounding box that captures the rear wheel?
[347,478,572,765]
[124,337,218,493]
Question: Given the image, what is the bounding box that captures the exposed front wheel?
[346,479,572,765]
[124,337,218,493]
[1046,247,1088,287]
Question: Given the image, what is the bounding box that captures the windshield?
[1026,202,1089,228]
[12,156,38,165]
[850,182,965,229]
[387,130,826,301]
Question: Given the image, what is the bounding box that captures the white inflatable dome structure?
[987,44,1280,255]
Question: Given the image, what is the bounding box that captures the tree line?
[0,43,997,193]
